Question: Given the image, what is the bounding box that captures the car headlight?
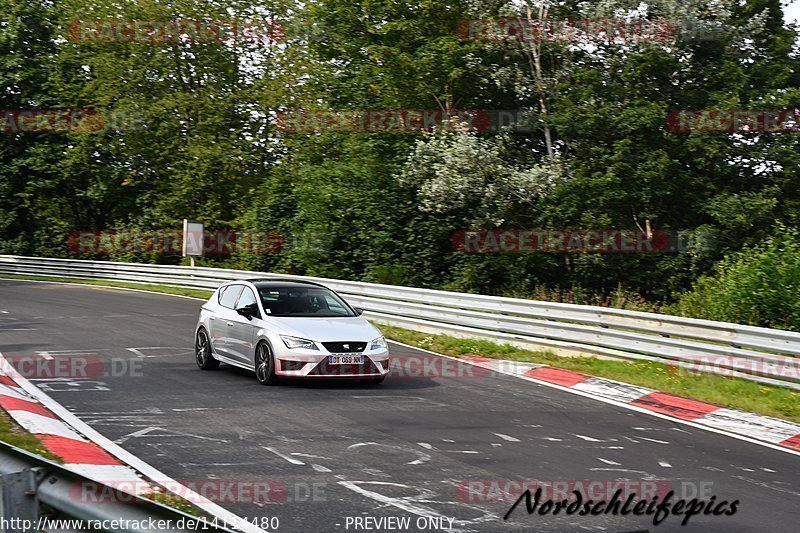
[280,335,319,350]
[370,336,387,351]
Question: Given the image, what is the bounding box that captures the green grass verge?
[143,491,204,517]
[380,325,800,424]
[0,273,211,299]
[0,410,63,462]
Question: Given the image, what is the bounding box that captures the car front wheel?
[255,341,278,385]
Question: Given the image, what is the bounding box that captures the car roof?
[244,278,328,289]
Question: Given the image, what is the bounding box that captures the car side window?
[237,288,260,318]
[219,285,244,309]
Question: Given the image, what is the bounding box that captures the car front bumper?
[273,348,390,378]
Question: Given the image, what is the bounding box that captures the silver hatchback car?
[195,279,390,384]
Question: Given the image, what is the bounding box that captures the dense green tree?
[0,0,798,311]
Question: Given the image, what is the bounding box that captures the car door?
[228,286,259,365]
[212,284,244,358]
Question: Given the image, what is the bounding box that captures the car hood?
[267,317,381,342]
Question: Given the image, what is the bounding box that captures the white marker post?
[182,219,204,267]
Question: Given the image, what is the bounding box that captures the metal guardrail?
[1,255,799,390]
[0,441,234,533]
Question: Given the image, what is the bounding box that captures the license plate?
[328,354,364,365]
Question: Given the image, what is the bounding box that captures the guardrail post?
[0,469,40,532]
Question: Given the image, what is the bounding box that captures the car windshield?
[257,286,356,317]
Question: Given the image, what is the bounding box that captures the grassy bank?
[0,411,63,462]
[380,325,800,424]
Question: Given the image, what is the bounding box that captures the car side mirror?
[353,307,364,316]
[237,303,258,320]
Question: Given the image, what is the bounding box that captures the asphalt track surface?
[0,279,798,533]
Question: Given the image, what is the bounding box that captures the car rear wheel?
[255,341,278,385]
[195,328,219,370]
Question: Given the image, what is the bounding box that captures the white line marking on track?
[658,460,672,468]
[262,446,305,465]
[417,442,433,449]
[349,442,432,465]
[115,426,228,444]
[492,432,520,442]
[115,427,162,444]
[574,434,603,442]
[639,436,670,444]
[597,457,621,466]
[312,464,332,473]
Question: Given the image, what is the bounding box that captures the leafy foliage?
[668,226,800,330]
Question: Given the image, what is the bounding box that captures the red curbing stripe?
[631,392,719,421]
[37,435,123,465]
[525,367,590,387]
[0,375,19,388]
[778,434,800,450]
[0,395,56,419]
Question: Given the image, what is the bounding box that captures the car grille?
[308,356,381,376]
[322,341,367,353]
